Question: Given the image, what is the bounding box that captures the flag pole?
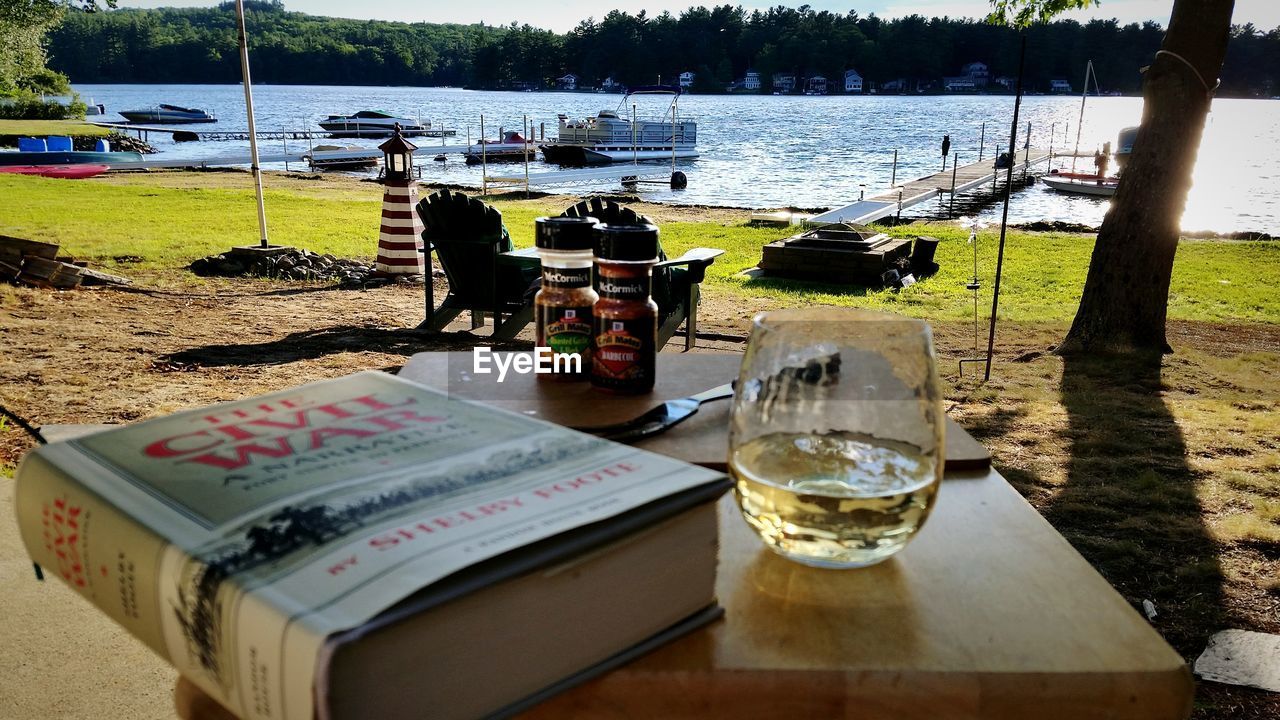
[235,0,269,248]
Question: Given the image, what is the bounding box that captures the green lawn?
[2,171,1277,324]
[0,119,110,142]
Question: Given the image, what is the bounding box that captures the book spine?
[14,451,176,663]
[13,449,278,718]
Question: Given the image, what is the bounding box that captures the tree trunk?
[1057,0,1234,355]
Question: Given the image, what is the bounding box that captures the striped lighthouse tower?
[375,126,425,275]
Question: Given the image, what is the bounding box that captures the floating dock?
[810,149,1052,225]
[484,164,679,192]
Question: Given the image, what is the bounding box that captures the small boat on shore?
[464,131,536,164]
[305,144,380,170]
[319,111,429,138]
[119,104,216,124]
[1041,174,1118,197]
[541,86,697,165]
[0,150,143,167]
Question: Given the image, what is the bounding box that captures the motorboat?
[540,86,697,165]
[1041,174,1118,197]
[305,144,380,170]
[318,110,429,138]
[464,130,537,164]
[119,104,216,124]
[1114,126,1139,169]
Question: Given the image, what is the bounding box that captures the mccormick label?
[541,266,591,288]
[536,305,594,362]
[592,316,656,393]
[597,277,650,300]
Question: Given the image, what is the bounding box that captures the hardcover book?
[14,371,728,720]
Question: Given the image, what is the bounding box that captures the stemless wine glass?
[729,308,944,568]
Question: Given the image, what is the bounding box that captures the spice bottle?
[591,223,660,394]
[534,216,599,381]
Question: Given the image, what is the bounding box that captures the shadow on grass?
[161,325,529,367]
[1045,352,1224,660]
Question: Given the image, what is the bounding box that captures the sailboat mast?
[1070,60,1093,174]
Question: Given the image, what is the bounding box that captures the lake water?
[73,84,1280,234]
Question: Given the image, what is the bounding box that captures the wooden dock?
[810,149,1052,225]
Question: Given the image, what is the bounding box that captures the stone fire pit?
[758,223,914,283]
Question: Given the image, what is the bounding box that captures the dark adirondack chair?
[560,198,724,351]
[415,189,537,339]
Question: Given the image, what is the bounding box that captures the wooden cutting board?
[397,352,991,474]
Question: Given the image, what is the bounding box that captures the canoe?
[0,164,110,179]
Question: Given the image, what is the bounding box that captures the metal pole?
[950,157,959,218]
[523,115,530,198]
[1023,121,1031,182]
[978,122,985,161]
[1071,61,1091,174]
[480,114,487,196]
[671,94,677,173]
[891,149,898,186]
[984,34,1027,381]
[632,103,638,165]
[234,0,268,248]
[1049,121,1055,163]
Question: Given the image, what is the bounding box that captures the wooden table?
[404,352,1191,718]
[85,351,1192,719]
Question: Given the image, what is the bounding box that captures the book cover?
[14,371,725,720]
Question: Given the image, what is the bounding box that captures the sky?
[117,1,1280,33]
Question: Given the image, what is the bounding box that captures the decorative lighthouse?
[375,124,425,275]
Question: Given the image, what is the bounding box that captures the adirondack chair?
[415,189,537,339]
[560,198,724,351]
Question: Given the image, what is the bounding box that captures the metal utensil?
[572,383,734,442]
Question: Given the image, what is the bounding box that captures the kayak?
[0,164,110,179]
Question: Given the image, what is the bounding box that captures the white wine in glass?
[729,309,944,568]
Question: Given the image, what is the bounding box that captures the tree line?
[45,2,1280,97]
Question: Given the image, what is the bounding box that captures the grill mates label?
[592,316,656,392]
[541,266,591,288]
[597,277,650,300]
[536,305,594,359]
